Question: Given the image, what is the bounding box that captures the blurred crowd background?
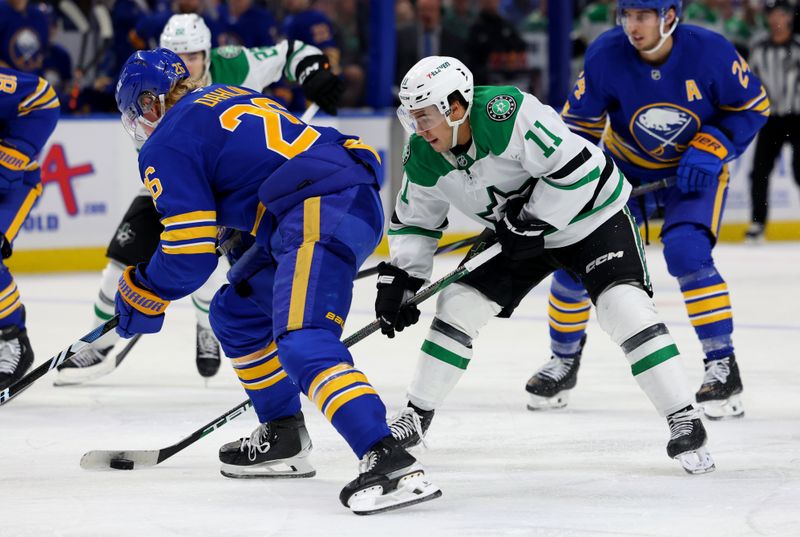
[1,0,797,115]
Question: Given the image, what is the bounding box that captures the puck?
[109,458,134,470]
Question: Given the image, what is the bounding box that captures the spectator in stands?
[327,0,368,107]
[218,0,278,47]
[396,0,415,26]
[129,0,220,50]
[39,3,73,111]
[396,0,466,85]
[745,0,800,242]
[0,0,49,73]
[442,0,476,40]
[576,0,615,47]
[465,0,527,85]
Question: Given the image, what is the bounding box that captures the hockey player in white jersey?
[55,14,342,385]
[380,56,714,474]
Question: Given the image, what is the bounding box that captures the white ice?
[2,243,799,537]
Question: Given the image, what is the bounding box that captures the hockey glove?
[115,266,169,338]
[494,197,549,261]
[375,263,425,338]
[677,126,733,194]
[296,54,343,116]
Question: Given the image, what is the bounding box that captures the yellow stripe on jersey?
[160,226,218,242]
[234,355,282,381]
[710,167,730,236]
[312,371,370,411]
[0,294,21,319]
[682,283,728,300]
[160,242,216,255]
[0,281,16,302]
[0,286,19,311]
[18,86,58,115]
[685,295,731,316]
[548,319,589,332]
[287,197,320,331]
[251,202,266,236]
[549,295,591,312]
[690,310,733,327]
[0,143,31,172]
[161,211,216,227]
[343,138,381,163]
[548,306,591,324]
[322,386,378,422]
[241,370,288,390]
[231,342,277,366]
[308,363,352,401]
[6,184,42,242]
[719,87,769,113]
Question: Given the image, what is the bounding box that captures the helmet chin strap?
[639,16,679,55]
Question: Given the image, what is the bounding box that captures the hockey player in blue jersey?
[526,0,768,420]
[0,67,59,389]
[113,49,441,514]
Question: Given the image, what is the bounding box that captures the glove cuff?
[0,143,31,173]
[689,126,734,161]
[118,266,170,316]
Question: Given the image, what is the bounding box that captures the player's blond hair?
[164,78,202,112]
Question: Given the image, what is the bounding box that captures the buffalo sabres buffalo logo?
[631,103,700,162]
[9,27,43,71]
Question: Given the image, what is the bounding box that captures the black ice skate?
[525,334,586,410]
[340,436,441,515]
[219,412,315,478]
[389,402,434,449]
[666,405,715,475]
[196,324,221,378]
[54,345,115,386]
[0,323,33,390]
[695,355,744,420]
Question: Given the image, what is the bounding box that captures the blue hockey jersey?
[136,84,381,300]
[0,67,60,191]
[562,25,769,183]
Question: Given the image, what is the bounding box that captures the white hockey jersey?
[390,85,632,281]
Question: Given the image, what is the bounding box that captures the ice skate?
[666,405,715,475]
[525,335,586,410]
[196,324,221,378]
[219,412,315,478]
[744,223,765,244]
[54,345,115,386]
[340,436,441,515]
[0,323,33,391]
[389,402,434,449]
[695,355,744,420]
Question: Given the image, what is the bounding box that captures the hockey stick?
[356,235,481,280]
[0,317,120,406]
[300,102,320,123]
[79,242,502,470]
[630,176,676,197]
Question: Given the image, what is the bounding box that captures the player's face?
[621,9,662,51]
[177,51,205,80]
[397,104,453,152]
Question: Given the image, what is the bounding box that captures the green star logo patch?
[475,178,535,223]
[487,95,516,122]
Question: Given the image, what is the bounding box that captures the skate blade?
[700,395,744,421]
[53,358,117,386]
[527,390,569,411]
[220,457,316,479]
[674,446,716,475]
[349,473,442,515]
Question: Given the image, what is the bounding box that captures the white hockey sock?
[93,260,124,349]
[407,283,500,411]
[597,284,693,416]
[192,257,228,329]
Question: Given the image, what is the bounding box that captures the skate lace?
[702,358,730,386]
[240,423,272,462]
[0,339,21,374]
[388,407,428,448]
[537,357,575,382]
[197,328,219,359]
[68,346,107,368]
[667,407,699,440]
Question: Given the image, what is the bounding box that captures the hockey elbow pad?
[115,266,169,337]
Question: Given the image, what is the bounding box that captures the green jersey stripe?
[631,344,680,376]
[421,340,471,369]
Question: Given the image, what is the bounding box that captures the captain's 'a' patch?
[487,95,516,121]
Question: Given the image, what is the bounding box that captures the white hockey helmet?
[160,14,211,79]
[397,56,473,149]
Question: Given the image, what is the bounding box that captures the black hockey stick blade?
[80,243,503,470]
[0,316,119,407]
[356,235,482,280]
[80,399,253,470]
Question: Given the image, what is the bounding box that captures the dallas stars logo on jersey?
[487,95,516,121]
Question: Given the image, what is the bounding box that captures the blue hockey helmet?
[617,0,682,18]
[115,48,189,143]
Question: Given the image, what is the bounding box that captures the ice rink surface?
[1,243,799,537]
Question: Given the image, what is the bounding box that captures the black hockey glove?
[494,197,549,261]
[295,54,343,116]
[375,263,425,338]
